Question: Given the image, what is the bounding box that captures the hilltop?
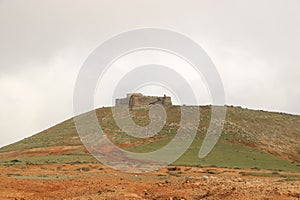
[0,106,299,172]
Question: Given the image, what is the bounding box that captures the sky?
[0,0,300,147]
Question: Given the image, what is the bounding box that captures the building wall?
[115,93,172,109]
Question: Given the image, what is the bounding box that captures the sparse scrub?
[167,171,182,177]
[0,106,299,172]
[76,167,90,172]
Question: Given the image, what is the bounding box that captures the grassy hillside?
[0,106,300,172]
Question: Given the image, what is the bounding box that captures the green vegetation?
[127,135,300,172]
[279,177,300,182]
[239,171,300,181]
[6,174,75,180]
[0,106,300,172]
[0,155,96,165]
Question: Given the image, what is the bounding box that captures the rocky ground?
[0,164,299,200]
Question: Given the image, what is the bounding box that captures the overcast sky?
[1,0,300,147]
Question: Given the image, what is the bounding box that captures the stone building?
[115,93,172,110]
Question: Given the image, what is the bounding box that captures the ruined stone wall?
[162,96,172,106]
[115,93,172,109]
[115,98,129,106]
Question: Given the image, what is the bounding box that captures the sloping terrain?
[0,106,299,172]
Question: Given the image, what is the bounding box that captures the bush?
[10,159,21,163]
[77,167,90,172]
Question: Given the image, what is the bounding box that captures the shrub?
[10,159,21,163]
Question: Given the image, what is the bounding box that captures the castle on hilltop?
[115,93,172,110]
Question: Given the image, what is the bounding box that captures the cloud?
[0,46,84,147]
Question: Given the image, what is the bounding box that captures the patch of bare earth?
[0,164,299,200]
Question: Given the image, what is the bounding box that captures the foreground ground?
[1,164,300,200]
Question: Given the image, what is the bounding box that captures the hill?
[0,106,299,172]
